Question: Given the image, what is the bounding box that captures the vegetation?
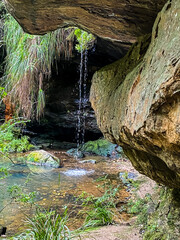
[0,118,33,153]
[127,193,152,226]
[76,177,120,228]
[13,208,71,240]
[0,86,6,99]
[8,184,37,204]
[73,28,95,52]
[0,166,9,179]
[0,7,95,121]
[1,12,73,120]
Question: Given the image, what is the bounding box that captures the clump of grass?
[2,13,74,120]
[27,208,70,240]
[12,208,71,240]
[73,28,95,52]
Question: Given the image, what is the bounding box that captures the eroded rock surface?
[90,0,180,188]
[5,0,166,43]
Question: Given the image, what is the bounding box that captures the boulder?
[90,0,180,188]
[67,139,123,158]
[27,150,61,168]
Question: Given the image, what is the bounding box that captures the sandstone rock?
[27,150,61,168]
[90,0,180,188]
[5,0,166,44]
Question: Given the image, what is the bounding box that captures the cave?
[26,37,128,148]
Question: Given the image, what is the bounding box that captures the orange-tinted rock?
[90,0,180,188]
[3,95,15,121]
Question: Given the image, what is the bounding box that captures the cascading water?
[74,29,95,158]
[76,49,88,156]
[82,50,88,144]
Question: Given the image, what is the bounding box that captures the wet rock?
[27,150,61,168]
[67,149,84,158]
[67,139,123,158]
[0,227,7,237]
[9,164,31,175]
[90,0,180,188]
[80,139,123,157]
[27,61,102,144]
[79,159,96,164]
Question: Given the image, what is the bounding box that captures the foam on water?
[63,168,94,177]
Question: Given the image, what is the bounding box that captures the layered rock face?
[5,0,166,43]
[90,0,180,188]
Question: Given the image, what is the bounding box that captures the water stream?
[0,153,127,237]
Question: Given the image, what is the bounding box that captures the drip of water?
[82,50,88,144]
[77,49,84,149]
[76,49,88,155]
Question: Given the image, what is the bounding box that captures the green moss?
[27,150,59,167]
[80,139,122,157]
[142,188,180,240]
[144,231,167,240]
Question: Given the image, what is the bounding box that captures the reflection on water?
[0,153,127,237]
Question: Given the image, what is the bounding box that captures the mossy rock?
[142,188,180,240]
[80,139,122,157]
[27,150,60,168]
[67,139,123,158]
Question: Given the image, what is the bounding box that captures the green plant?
[74,28,95,52]
[120,172,141,189]
[0,167,9,179]
[8,184,37,204]
[0,87,7,100]
[0,118,33,153]
[2,11,74,120]
[77,183,120,228]
[128,193,152,226]
[25,208,71,240]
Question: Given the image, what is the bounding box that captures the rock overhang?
[5,0,166,43]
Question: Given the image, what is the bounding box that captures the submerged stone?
[79,159,97,164]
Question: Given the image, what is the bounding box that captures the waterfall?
[76,49,88,155]
[82,50,88,144]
